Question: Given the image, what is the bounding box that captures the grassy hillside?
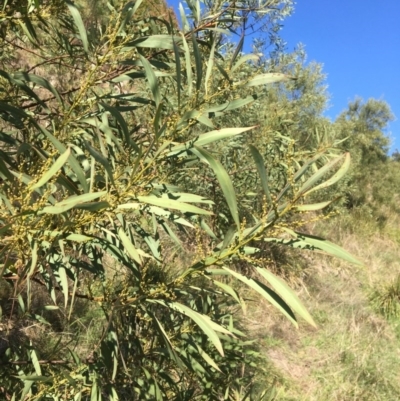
[247,193,400,399]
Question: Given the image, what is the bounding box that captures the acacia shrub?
[0,1,358,399]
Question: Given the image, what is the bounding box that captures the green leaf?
[18,19,39,45]
[139,55,161,108]
[195,343,222,372]
[73,201,110,212]
[256,267,316,327]
[303,152,351,196]
[13,72,64,106]
[229,33,245,70]
[179,3,190,32]
[40,127,89,192]
[218,225,237,253]
[66,1,89,53]
[141,205,194,227]
[298,153,348,195]
[124,34,182,50]
[31,148,71,190]
[28,238,38,277]
[295,201,332,211]
[99,103,133,148]
[44,305,60,310]
[213,279,241,306]
[152,300,232,356]
[173,38,182,108]
[276,228,363,266]
[138,196,212,215]
[65,233,92,241]
[249,145,272,203]
[246,73,293,87]
[83,140,115,186]
[181,32,193,96]
[167,126,254,156]
[222,267,298,327]
[58,266,69,308]
[118,228,142,266]
[155,192,213,204]
[205,94,257,113]
[153,315,184,368]
[192,146,240,229]
[31,349,42,376]
[192,32,202,92]
[118,0,144,34]
[200,218,217,239]
[39,191,106,214]
[204,35,216,95]
[231,54,260,72]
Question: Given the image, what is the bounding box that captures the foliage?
[370,275,400,318]
[0,0,357,399]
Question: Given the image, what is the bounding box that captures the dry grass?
[242,211,400,400]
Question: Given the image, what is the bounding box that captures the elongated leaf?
[213,279,241,305]
[256,267,316,327]
[206,94,257,113]
[0,157,14,182]
[295,201,332,211]
[249,145,272,203]
[153,315,184,368]
[138,196,212,215]
[167,126,254,156]
[277,228,363,266]
[299,153,347,194]
[31,148,71,190]
[124,35,182,50]
[65,233,92,242]
[303,153,350,196]
[0,70,46,108]
[83,140,115,186]
[192,146,240,229]
[39,191,106,214]
[146,206,194,227]
[13,72,64,106]
[231,54,259,72]
[192,32,202,92]
[155,192,213,204]
[179,3,190,32]
[173,38,182,108]
[66,1,89,52]
[39,127,88,192]
[246,73,293,87]
[99,103,131,148]
[140,55,161,107]
[204,36,216,95]
[222,267,298,327]
[18,19,38,45]
[218,225,237,253]
[229,33,245,70]
[200,218,217,239]
[118,228,142,265]
[293,153,323,183]
[74,201,110,212]
[152,300,231,356]
[31,349,42,376]
[181,32,193,95]
[28,238,38,277]
[58,266,69,308]
[195,343,222,372]
[118,0,144,34]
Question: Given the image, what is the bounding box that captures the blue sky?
[166,1,400,152]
